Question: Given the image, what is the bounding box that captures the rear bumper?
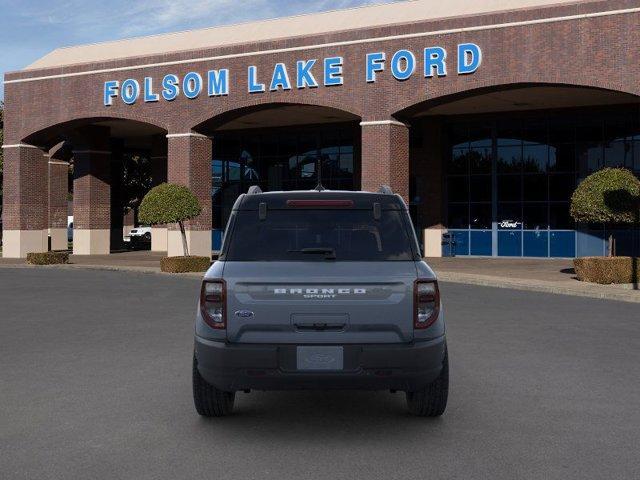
[194,336,446,392]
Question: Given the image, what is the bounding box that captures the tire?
[192,354,235,417]
[406,347,449,417]
[144,232,151,241]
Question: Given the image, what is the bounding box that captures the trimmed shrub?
[139,183,202,225]
[574,256,640,284]
[26,251,69,265]
[570,168,640,224]
[139,183,202,256]
[160,256,211,273]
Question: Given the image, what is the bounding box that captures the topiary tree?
[139,183,202,256]
[570,168,640,256]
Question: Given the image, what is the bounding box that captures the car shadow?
[193,390,447,441]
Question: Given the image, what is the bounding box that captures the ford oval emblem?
[235,310,255,318]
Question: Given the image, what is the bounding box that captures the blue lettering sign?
[144,77,159,102]
[162,74,179,101]
[101,45,483,106]
[458,43,482,75]
[183,72,203,99]
[104,80,119,106]
[270,63,292,91]
[121,79,140,105]
[208,69,229,96]
[366,52,385,83]
[296,60,318,89]
[248,66,265,93]
[324,57,343,86]
[424,47,447,77]
[390,50,416,81]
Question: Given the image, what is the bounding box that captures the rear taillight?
[200,280,226,329]
[414,280,440,329]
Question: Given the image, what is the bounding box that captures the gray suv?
[193,187,448,417]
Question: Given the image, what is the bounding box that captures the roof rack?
[378,185,394,195]
[247,185,263,195]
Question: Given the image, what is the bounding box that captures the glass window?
[604,140,632,168]
[470,175,492,202]
[470,147,492,174]
[523,144,548,173]
[497,175,521,202]
[549,202,573,229]
[523,175,548,202]
[549,174,575,201]
[448,204,469,229]
[634,142,640,172]
[212,125,358,230]
[470,203,492,229]
[445,106,640,258]
[497,121,522,146]
[450,148,469,174]
[226,210,416,261]
[577,143,603,175]
[498,202,522,230]
[523,122,548,146]
[447,176,469,202]
[523,204,548,229]
[468,125,492,147]
[549,144,575,172]
[497,146,522,173]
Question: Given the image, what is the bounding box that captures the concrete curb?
[435,271,640,303]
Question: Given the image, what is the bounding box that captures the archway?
[396,84,640,258]
[193,103,361,250]
[21,118,167,255]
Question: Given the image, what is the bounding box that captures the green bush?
[574,256,640,284]
[27,251,69,265]
[139,183,201,225]
[139,183,202,256]
[570,168,640,224]
[160,256,211,273]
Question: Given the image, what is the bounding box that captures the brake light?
[414,280,440,329]
[286,199,354,207]
[200,280,226,329]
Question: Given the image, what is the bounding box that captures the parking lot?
[1,268,638,480]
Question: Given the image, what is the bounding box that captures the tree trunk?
[608,234,614,257]
[178,221,189,257]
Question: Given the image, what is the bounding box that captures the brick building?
[3,0,640,258]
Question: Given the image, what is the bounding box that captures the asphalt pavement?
[1,268,638,480]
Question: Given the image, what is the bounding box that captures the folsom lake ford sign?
[103,43,482,106]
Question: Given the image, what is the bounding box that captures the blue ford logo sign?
[235,310,254,318]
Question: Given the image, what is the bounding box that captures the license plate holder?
[296,346,344,371]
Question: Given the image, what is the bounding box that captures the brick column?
[72,127,112,255]
[48,144,70,251]
[360,120,410,202]
[150,134,168,252]
[1,144,49,258]
[166,132,212,257]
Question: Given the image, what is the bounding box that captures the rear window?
[224,209,417,261]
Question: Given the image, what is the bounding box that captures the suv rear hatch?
[220,195,420,344]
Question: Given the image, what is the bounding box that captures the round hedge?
[570,168,640,224]
[139,183,202,226]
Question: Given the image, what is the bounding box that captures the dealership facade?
[3,0,640,258]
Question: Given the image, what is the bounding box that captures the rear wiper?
[287,247,336,260]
